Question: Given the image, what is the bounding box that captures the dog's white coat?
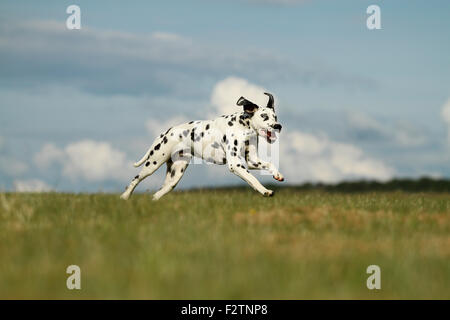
[121,95,284,200]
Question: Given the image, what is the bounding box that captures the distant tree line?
[282,177,450,193]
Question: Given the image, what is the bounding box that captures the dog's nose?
[273,124,282,131]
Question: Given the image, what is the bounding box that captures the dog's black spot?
[153,161,157,165]
[163,136,168,144]
[191,130,195,141]
[222,157,227,163]
[231,152,237,157]
[183,130,189,137]
[134,175,139,180]
[164,127,172,135]
[145,161,150,167]
[160,134,164,138]
[200,132,204,137]
[233,147,237,152]
[231,116,236,122]
[179,134,182,139]
[211,142,220,148]
[154,143,161,150]
[181,168,184,173]
[171,133,174,136]
[150,150,154,156]
[205,124,210,130]
[261,113,269,121]
[234,139,238,146]
[188,121,194,124]
[222,135,226,142]
[228,121,233,126]
[237,164,241,168]
[245,140,249,146]
[171,170,175,178]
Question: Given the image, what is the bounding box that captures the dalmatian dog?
[120,92,284,201]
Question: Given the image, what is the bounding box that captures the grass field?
[0,188,449,299]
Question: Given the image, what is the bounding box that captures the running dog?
[120,92,284,200]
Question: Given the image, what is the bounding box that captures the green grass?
[0,189,449,299]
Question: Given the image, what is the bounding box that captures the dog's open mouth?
[260,129,278,144]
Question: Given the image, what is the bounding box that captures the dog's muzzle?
[260,124,282,144]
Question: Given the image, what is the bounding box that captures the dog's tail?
[133,147,152,167]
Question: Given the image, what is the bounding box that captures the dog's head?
[236,92,282,144]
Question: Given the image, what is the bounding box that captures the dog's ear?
[264,92,275,110]
[236,96,259,115]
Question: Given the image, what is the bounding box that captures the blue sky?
[1,0,449,192]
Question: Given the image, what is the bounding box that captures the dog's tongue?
[267,130,272,138]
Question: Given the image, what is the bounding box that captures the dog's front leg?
[227,158,274,197]
[247,159,284,182]
[246,144,284,182]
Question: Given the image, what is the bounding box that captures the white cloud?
[288,131,327,156]
[13,179,52,192]
[210,77,272,117]
[151,31,185,42]
[34,140,133,182]
[33,143,65,169]
[348,112,385,134]
[393,122,427,147]
[441,98,450,144]
[281,130,394,183]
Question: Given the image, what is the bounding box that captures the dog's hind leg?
[152,158,190,201]
[120,127,184,200]
[120,158,167,200]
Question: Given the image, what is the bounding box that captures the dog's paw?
[263,190,275,197]
[152,194,162,201]
[273,173,284,182]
